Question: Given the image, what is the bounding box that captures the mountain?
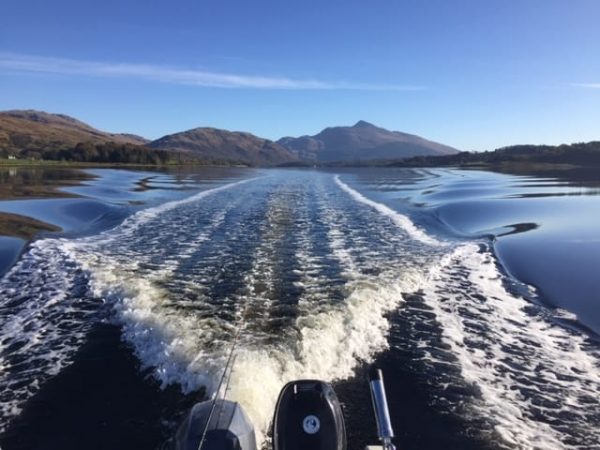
[0,110,149,154]
[277,120,459,162]
[148,127,298,166]
[0,111,458,166]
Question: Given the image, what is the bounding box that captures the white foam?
[0,176,259,431]
[225,270,424,444]
[4,170,598,450]
[75,176,428,446]
[423,243,600,449]
[104,176,259,239]
[218,179,428,443]
[553,308,579,321]
[0,239,93,429]
[334,175,443,246]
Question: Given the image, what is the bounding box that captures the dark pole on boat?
[368,367,396,450]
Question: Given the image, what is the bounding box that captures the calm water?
[0,166,599,450]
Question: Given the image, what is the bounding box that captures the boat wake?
[421,244,600,448]
[0,171,598,449]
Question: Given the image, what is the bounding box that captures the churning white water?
[1,170,599,449]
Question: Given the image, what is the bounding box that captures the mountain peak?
[353,120,376,128]
[277,121,459,162]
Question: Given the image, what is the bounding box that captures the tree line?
[1,142,192,165]
[391,141,600,167]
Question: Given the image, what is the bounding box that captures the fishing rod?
[196,298,250,450]
[195,342,238,450]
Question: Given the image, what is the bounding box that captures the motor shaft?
[368,367,396,450]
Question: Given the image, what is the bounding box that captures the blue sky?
[1,0,599,150]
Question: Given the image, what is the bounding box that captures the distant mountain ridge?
[278,120,459,162]
[148,127,298,166]
[0,110,461,166]
[0,110,149,153]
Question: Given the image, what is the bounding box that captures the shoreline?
[0,159,250,168]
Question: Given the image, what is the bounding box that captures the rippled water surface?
[0,167,599,450]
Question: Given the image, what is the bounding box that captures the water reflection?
[0,166,254,275]
[349,166,600,334]
[0,166,92,199]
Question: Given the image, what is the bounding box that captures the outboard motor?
[170,367,394,450]
[170,399,257,450]
[272,380,347,450]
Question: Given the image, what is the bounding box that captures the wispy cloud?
[572,83,600,89]
[0,52,423,91]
